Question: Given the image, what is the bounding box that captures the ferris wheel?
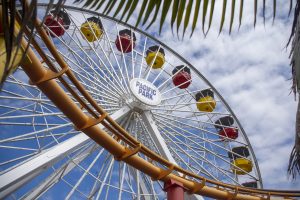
[0,5,263,200]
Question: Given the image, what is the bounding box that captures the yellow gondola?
[145,45,165,69]
[80,17,103,42]
[195,89,216,112]
[232,158,253,175]
[228,146,253,175]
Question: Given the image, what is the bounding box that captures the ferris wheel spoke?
[154,117,256,178]
[156,124,240,184]
[153,112,238,137]
[0,112,64,120]
[153,115,247,154]
[65,148,105,200]
[0,106,131,198]
[144,45,164,81]
[0,152,39,167]
[151,64,173,86]
[67,76,119,103]
[95,155,115,200]
[155,123,219,180]
[138,111,207,199]
[114,25,132,87]
[22,142,99,200]
[0,95,51,105]
[5,79,40,91]
[43,32,125,98]
[124,167,137,200]
[138,37,148,79]
[88,150,114,199]
[161,89,207,102]
[49,50,123,100]
[150,107,231,117]
[99,19,131,93]
[0,102,42,117]
[135,116,161,154]
[0,123,73,144]
[58,54,122,101]
[81,14,129,95]
[8,74,37,97]
[156,65,190,91]
[70,13,128,95]
[117,162,126,200]
[155,100,221,108]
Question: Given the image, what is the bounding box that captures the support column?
[164,179,186,200]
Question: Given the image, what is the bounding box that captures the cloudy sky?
[138,1,300,190]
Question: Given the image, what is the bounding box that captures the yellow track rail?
[10,9,300,200]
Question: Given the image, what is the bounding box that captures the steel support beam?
[22,144,99,200]
[141,111,177,165]
[0,106,131,199]
[141,111,203,200]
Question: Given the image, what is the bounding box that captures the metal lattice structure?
[0,5,299,200]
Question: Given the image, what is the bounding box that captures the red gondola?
[214,116,239,140]
[172,65,192,89]
[218,127,238,140]
[115,29,136,53]
[44,10,71,37]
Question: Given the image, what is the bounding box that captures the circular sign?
[130,78,161,106]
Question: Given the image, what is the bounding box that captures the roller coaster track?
[2,4,300,200]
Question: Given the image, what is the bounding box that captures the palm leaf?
[206,0,215,35]
[125,0,139,22]
[176,0,186,35]
[219,0,227,34]
[254,0,257,27]
[183,0,193,38]
[146,0,162,30]
[171,0,180,33]
[287,0,300,179]
[120,0,133,22]
[190,0,201,37]
[159,0,172,34]
[135,0,148,27]
[113,0,125,18]
[273,0,276,24]
[142,0,157,26]
[229,0,236,34]
[202,0,209,34]
[239,0,244,29]
[262,0,266,26]
[66,0,295,38]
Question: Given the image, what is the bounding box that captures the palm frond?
[0,0,58,89]
[288,99,300,179]
[75,0,294,37]
[287,0,300,179]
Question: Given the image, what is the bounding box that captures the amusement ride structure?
[0,4,300,200]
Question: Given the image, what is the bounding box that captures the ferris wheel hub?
[129,78,161,106]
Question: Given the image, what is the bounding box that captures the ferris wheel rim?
[36,3,263,186]
[0,4,267,199]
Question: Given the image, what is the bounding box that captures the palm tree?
[1,0,300,178]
